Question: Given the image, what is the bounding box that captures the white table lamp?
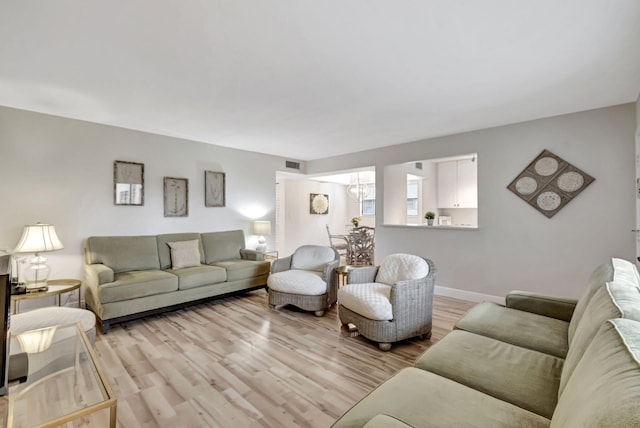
[13,223,64,290]
[251,221,271,252]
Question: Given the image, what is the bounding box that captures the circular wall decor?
[557,171,584,193]
[515,176,537,195]
[311,194,329,214]
[534,157,559,176]
[536,191,562,211]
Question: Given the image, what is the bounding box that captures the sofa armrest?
[240,249,264,261]
[84,264,114,286]
[348,266,379,284]
[505,291,577,322]
[271,256,292,273]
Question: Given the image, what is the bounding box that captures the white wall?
[278,178,358,256]
[0,107,299,299]
[308,104,637,299]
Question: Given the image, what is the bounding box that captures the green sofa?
[333,258,640,427]
[84,230,270,332]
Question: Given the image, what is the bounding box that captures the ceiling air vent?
[415,162,423,170]
[285,160,301,170]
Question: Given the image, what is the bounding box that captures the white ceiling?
[1,1,639,161]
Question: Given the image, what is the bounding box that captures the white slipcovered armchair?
[267,245,340,317]
[337,253,436,351]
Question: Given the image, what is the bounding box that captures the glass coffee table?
[3,323,116,427]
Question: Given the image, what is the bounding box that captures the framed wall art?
[310,193,329,215]
[507,149,595,218]
[205,171,225,207]
[164,177,189,217]
[113,160,144,205]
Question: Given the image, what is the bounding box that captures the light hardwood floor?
[94,290,475,427]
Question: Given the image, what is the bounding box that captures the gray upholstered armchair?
[337,254,436,350]
[267,245,340,316]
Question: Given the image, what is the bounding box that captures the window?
[407,180,419,216]
[361,184,376,215]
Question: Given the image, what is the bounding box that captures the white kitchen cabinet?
[437,159,477,208]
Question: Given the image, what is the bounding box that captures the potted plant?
[351,217,360,228]
[424,211,435,226]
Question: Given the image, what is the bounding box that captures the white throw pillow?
[167,240,201,269]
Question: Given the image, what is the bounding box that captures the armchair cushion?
[338,282,393,321]
[267,270,327,295]
[376,253,429,286]
[291,245,337,271]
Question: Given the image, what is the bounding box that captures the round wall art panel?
[515,176,538,195]
[536,191,562,211]
[534,157,559,176]
[557,171,584,193]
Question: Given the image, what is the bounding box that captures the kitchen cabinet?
[437,159,477,208]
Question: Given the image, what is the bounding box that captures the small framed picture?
[164,177,188,217]
[205,171,225,207]
[113,160,144,205]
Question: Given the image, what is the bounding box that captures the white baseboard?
[434,285,505,305]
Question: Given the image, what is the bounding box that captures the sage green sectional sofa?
[84,230,270,332]
[333,258,640,427]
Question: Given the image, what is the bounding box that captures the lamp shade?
[14,223,64,254]
[251,221,271,236]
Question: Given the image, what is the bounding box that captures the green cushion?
[332,368,550,428]
[455,302,569,358]
[559,282,640,395]
[550,319,640,428]
[165,265,227,290]
[201,230,246,264]
[362,415,414,428]
[87,236,160,273]
[414,330,563,418]
[567,258,639,343]
[156,233,204,269]
[98,270,178,303]
[211,259,271,281]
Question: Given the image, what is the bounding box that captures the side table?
[258,250,279,262]
[11,279,81,314]
[336,265,355,286]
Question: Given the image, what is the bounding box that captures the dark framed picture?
[113,160,144,205]
[205,171,225,207]
[164,177,188,217]
[310,193,329,215]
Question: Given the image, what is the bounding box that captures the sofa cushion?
[156,233,204,269]
[291,245,337,271]
[375,254,429,286]
[167,239,202,269]
[414,330,563,418]
[332,367,550,428]
[165,265,226,290]
[98,270,178,303]
[559,281,640,395]
[455,302,569,358]
[211,259,270,281]
[362,415,413,428]
[338,282,392,321]
[267,270,327,295]
[87,236,160,273]
[201,230,246,264]
[567,257,639,343]
[550,319,640,428]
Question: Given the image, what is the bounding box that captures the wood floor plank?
[94,290,475,427]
